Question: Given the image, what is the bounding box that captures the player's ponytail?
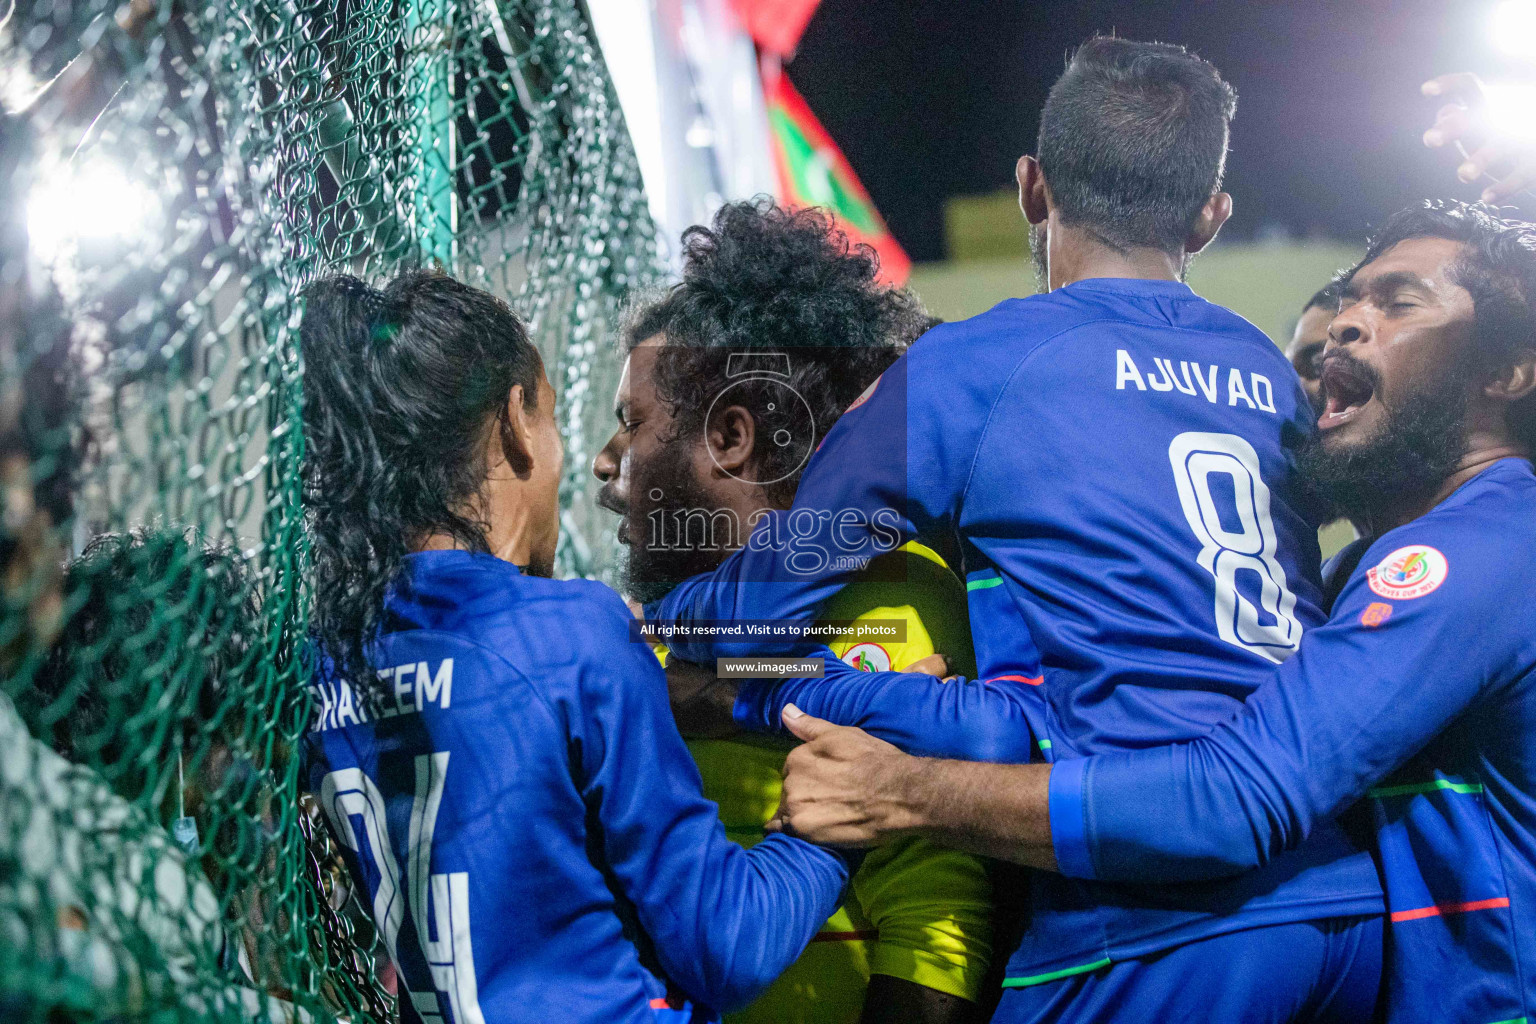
[298,270,542,695]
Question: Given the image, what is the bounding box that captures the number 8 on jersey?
[1168,431,1304,663]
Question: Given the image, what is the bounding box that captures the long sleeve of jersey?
[649,328,996,662]
[734,651,1038,764]
[1050,509,1530,884]
[576,599,851,1011]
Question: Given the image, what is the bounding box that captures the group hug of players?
[300,36,1536,1024]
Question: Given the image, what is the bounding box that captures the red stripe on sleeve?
[1390,896,1510,922]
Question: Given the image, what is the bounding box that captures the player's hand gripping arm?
[766,706,1058,867]
[739,653,1054,864]
[737,651,1038,763]
[762,578,1481,870]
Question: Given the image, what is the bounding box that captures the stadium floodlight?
[25,159,161,264]
[1480,81,1536,144]
[1493,0,1536,60]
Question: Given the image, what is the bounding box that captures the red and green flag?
[762,64,911,285]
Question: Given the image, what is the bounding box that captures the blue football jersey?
[304,551,849,1024]
[1048,457,1536,1024]
[653,278,1383,983]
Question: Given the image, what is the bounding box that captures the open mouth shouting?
[1318,355,1377,432]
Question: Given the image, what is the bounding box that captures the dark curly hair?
[300,270,543,695]
[625,199,935,506]
[1345,200,1536,455]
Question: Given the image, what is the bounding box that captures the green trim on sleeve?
[1368,778,1483,799]
[1001,957,1112,988]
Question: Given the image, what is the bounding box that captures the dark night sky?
[788,0,1534,262]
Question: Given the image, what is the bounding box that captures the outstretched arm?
[1048,540,1497,883]
[663,640,955,740]
[771,531,1509,882]
[580,601,851,1011]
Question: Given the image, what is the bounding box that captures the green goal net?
[0,1,661,1020]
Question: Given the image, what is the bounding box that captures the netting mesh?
[0,0,662,1019]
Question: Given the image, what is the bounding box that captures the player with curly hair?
[594,199,994,1024]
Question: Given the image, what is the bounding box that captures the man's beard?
[1296,353,1471,530]
[612,438,733,605]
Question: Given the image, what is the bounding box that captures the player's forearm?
[740,657,1038,763]
[699,835,854,1009]
[890,756,1058,870]
[884,744,1278,877]
[1051,739,1295,882]
[644,832,851,1011]
[1065,592,1487,884]
[597,639,850,1009]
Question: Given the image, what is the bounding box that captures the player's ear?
[706,404,756,475]
[497,384,535,478]
[1186,191,1233,254]
[1484,350,1536,404]
[1017,155,1049,225]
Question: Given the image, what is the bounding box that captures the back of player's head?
[299,269,543,686]
[624,198,934,503]
[1349,200,1536,453]
[1037,36,1237,255]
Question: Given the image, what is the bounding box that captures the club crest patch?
[842,642,892,673]
[1366,545,1448,600]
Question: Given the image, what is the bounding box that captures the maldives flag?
[763,65,912,285]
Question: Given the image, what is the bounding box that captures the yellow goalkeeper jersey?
[683,543,993,1024]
